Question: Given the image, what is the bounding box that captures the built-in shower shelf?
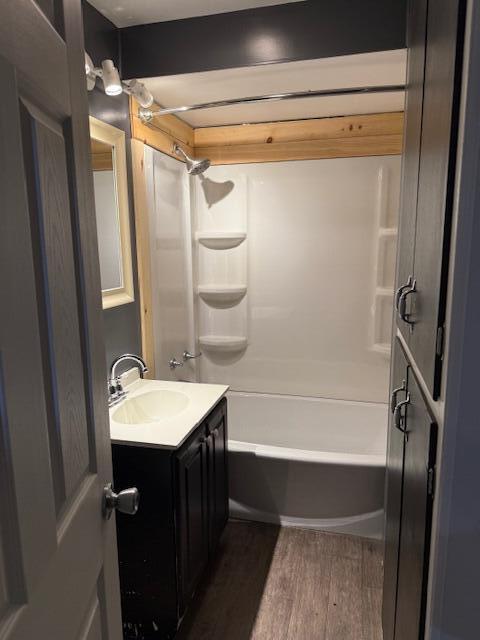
[375,287,394,298]
[196,231,247,250]
[378,227,398,238]
[199,336,248,353]
[198,285,247,308]
[371,342,391,356]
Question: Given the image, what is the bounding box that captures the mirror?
[89,116,134,309]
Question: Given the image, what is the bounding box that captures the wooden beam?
[131,139,155,378]
[197,133,403,165]
[129,97,195,160]
[194,112,404,148]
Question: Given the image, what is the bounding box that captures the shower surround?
[146,150,401,537]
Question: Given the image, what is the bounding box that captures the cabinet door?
[176,431,209,612]
[408,0,465,397]
[207,399,229,553]
[394,370,437,640]
[394,0,428,346]
[382,339,409,640]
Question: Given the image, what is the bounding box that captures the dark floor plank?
[177,522,382,640]
[251,527,302,640]
[362,539,384,589]
[178,521,279,640]
[286,529,331,640]
[362,587,383,640]
[325,555,363,640]
[316,530,363,560]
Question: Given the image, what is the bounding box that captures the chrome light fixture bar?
[138,84,405,122]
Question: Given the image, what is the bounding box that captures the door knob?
[103,483,140,520]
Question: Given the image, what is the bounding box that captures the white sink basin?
[112,390,190,425]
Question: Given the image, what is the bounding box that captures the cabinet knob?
[103,483,140,520]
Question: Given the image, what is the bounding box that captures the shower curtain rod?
[138,84,405,122]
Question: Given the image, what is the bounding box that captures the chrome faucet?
[108,354,148,406]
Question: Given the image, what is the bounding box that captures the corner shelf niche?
[196,231,246,250]
[370,166,398,357]
[199,336,248,353]
[198,285,247,308]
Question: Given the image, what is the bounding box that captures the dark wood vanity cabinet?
[394,0,465,399]
[206,401,229,552]
[384,0,465,635]
[383,339,437,640]
[112,397,228,639]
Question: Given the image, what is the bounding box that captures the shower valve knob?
[183,350,202,361]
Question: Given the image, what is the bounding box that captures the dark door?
[382,339,409,640]
[207,399,229,553]
[394,0,428,346]
[408,0,465,397]
[394,370,437,640]
[176,430,209,612]
[0,2,121,638]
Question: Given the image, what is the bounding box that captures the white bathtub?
[227,391,388,539]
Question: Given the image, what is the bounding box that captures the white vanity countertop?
[109,377,229,449]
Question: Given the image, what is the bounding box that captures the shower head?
[173,143,210,175]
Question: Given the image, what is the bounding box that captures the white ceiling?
[89,0,306,28]
[140,50,407,128]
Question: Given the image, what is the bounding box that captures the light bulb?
[85,51,94,74]
[101,59,122,97]
[126,79,154,108]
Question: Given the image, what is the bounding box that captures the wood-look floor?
[177,520,384,640]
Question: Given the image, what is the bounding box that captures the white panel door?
[0,1,122,638]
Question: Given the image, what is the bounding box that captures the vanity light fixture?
[85,52,154,108]
[123,79,154,109]
[101,59,122,96]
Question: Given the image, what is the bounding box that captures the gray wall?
[82,1,141,373]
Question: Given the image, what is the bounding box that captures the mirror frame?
[89,116,134,309]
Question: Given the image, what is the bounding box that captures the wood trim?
[129,97,195,161]
[91,152,113,171]
[131,139,155,378]
[90,138,113,171]
[130,102,403,164]
[197,133,403,165]
[130,110,402,376]
[89,116,135,310]
[194,112,403,164]
[194,112,404,147]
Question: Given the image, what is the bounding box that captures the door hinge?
[427,466,436,497]
[436,325,445,358]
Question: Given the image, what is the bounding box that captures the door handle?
[390,379,406,414]
[103,483,140,520]
[395,275,413,311]
[393,393,410,434]
[398,279,417,325]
